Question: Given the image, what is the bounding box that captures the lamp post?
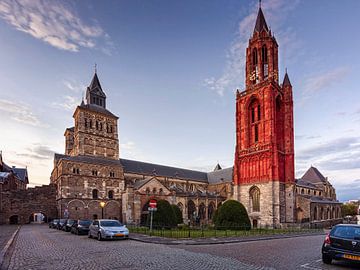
[100,201,106,219]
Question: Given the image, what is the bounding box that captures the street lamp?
[100,201,106,219]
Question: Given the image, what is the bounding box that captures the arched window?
[159,188,163,195]
[145,187,150,194]
[262,45,268,79]
[250,186,260,212]
[92,189,98,199]
[152,187,157,194]
[108,190,114,199]
[252,48,258,66]
[248,99,261,145]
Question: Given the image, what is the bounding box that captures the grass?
[127,226,323,239]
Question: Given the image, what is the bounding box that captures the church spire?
[282,70,292,87]
[253,4,269,34]
[85,69,107,108]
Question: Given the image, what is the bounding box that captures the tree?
[147,200,177,228]
[341,203,358,217]
[213,200,251,230]
[171,204,183,225]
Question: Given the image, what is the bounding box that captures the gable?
[135,177,171,195]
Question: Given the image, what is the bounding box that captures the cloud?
[335,180,360,202]
[51,95,80,111]
[203,0,300,96]
[0,99,45,127]
[63,80,86,93]
[302,67,350,95]
[297,137,360,161]
[17,144,55,160]
[0,0,111,52]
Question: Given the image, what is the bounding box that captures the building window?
[254,125,258,143]
[72,168,80,174]
[92,170,98,176]
[251,108,255,123]
[257,105,261,120]
[152,187,157,194]
[108,190,114,199]
[308,189,310,195]
[110,172,115,178]
[301,189,304,194]
[100,122,103,131]
[96,121,99,130]
[159,188,163,195]
[146,187,150,194]
[92,189,98,199]
[319,191,322,196]
[250,186,260,212]
[89,119,92,128]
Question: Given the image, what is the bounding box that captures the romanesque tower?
[51,72,124,220]
[233,6,295,228]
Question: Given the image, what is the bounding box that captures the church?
[49,6,342,228]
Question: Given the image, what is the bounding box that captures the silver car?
[88,219,129,241]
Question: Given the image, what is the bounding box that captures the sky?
[0,0,359,202]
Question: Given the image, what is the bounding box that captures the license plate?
[344,254,360,261]
[115,233,124,237]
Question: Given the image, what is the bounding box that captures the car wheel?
[97,233,102,241]
[322,254,332,264]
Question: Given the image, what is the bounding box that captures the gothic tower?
[233,6,295,228]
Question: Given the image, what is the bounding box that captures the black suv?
[322,224,360,264]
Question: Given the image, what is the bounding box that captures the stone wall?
[0,184,57,224]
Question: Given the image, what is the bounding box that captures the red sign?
[149,199,157,208]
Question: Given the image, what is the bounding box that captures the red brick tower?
[233,6,295,228]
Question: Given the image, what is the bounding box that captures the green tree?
[341,203,358,217]
[171,204,183,225]
[213,200,251,230]
[147,200,177,228]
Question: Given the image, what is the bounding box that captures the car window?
[332,226,360,239]
[93,221,99,226]
[100,220,122,227]
[79,220,92,226]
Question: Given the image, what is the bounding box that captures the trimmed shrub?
[171,204,183,225]
[147,200,177,228]
[213,200,251,230]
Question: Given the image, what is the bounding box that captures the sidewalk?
[129,230,325,245]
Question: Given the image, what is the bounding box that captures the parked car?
[88,219,129,241]
[322,224,360,264]
[71,219,92,235]
[63,219,76,232]
[56,219,67,230]
[49,219,58,229]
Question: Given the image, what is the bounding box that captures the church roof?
[54,153,121,166]
[207,167,233,184]
[295,179,321,190]
[254,7,269,34]
[120,158,208,183]
[282,72,292,87]
[13,168,28,183]
[78,103,118,119]
[301,166,327,184]
[89,73,105,96]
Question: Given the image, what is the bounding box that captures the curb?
[0,226,21,270]
[129,232,325,246]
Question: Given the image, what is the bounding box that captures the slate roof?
[254,7,269,33]
[89,72,106,96]
[282,72,292,87]
[301,166,327,184]
[207,167,233,184]
[13,168,28,183]
[78,103,118,119]
[0,172,10,182]
[295,179,320,189]
[54,154,121,166]
[120,158,208,183]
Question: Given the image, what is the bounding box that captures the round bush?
[147,200,177,228]
[213,200,251,230]
[171,204,183,225]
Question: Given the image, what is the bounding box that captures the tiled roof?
[120,158,208,183]
[295,179,320,189]
[54,154,121,166]
[78,103,118,119]
[301,166,327,184]
[207,167,233,184]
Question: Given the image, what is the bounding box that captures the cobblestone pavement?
[176,235,360,270]
[0,226,18,251]
[7,225,272,270]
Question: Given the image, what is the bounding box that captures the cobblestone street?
[6,225,270,270]
[4,225,360,270]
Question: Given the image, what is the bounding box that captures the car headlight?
[104,230,111,234]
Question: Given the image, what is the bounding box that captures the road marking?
[300,263,322,270]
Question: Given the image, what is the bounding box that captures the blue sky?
[0,0,359,202]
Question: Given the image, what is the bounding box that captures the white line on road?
[300,263,322,270]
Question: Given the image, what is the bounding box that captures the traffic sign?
[149,199,157,208]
